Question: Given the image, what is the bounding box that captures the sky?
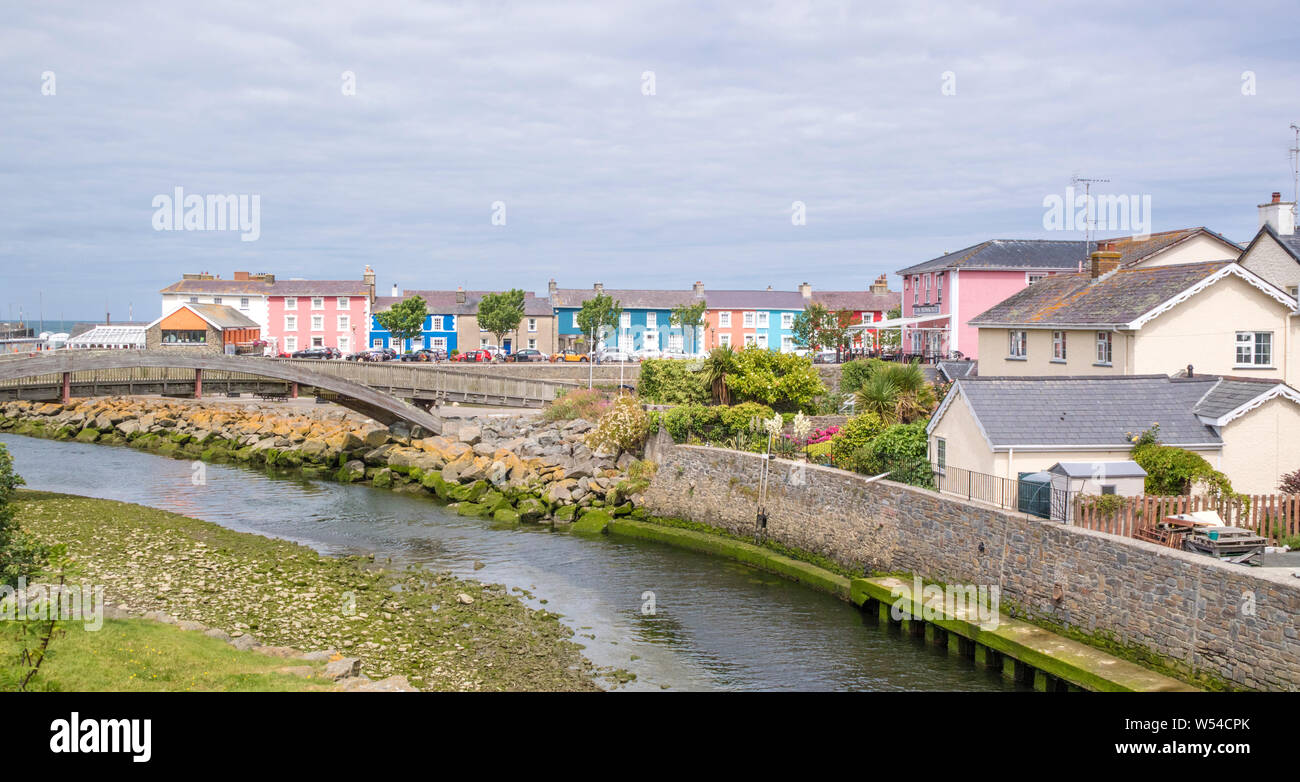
[2,0,1299,322]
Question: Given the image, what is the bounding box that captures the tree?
[575,293,623,387]
[670,300,707,357]
[700,346,737,405]
[791,303,848,352]
[374,295,428,351]
[477,289,526,351]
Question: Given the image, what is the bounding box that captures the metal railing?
[933,464,1075,520]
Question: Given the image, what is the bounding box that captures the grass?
[4,617,334,692]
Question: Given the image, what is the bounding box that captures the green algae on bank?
[13,490,600,692]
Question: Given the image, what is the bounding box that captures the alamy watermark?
[1042,185,1151,238]
[890,575,1001,630]
[0,578,105,631]
[152,187,261,242]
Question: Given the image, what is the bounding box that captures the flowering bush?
[806,425,839,445]
[543,388,611,422]
[585,396,651,454]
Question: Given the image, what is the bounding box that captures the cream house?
[1238,192,1300,298]
[927,375,1300,496]
[970,252,1300,386]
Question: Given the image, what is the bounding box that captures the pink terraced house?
[895,228,1239,361]
[266,277,374,355]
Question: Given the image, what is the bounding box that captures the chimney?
[362,265,375,304]
[1090,248,1122,280]
[766,285,773,291]
[693,280,704,296]
[870,274,889,294]
[798,282,812,299]
[233,271,250,281]
[547,278,557,299]
[391,283,400,297]
[593,282,604,294]
[456,286,466,304]
[1186,364,1194,378]
[1258,191,1296,236]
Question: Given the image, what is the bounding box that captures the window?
[337,315,349,331]
[912,276,918,306]
[719,334,731,347]
[161,329,207,344]
[338,336,349,353]
[719,312,731,328]
[1100,485,1117,495]
[744,334,757,347]
[311,336,323,347]
[189,296,198,303]
[284,315,297,331]
[781,312,794,329]
[311,314,323,331]
[212,297,222,305]
[1096,331,1113,365]
[1289,286,1299,298]
[935,273,943,304]
[337,297,349,309]
[1052,331,1067,361]
[1236,331,1273,366]
[645,312,657,329]
[572,312,579,327]
[781,335,794,352]
[743,311,756,328]
[756,334,768,349]
[480,338,489,348]
[620,312,631,329]
[757,312,769,328]
[286,337,298,352]
[285,297,297,310]
[528,318,537,332]
[311,297,324,309]
[239,297,250,310]
[372,338,383,349]
[1008,330,1027,358]
[1027,274,1046,285]
[430,316,443,332]
[431,337,447,351]
[668,333,683,351]
[527,338,537,350]
[935,437,947,472]
[923,275,931,305]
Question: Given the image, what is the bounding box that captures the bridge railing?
[268,358,574,402]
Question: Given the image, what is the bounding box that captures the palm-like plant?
[854,361,937,424]
[700,346,736,406]
[855,372,902,425]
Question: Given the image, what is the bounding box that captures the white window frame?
[757,311,769,328]
[311,297,324,310]
[1095,331,1113,365]
[744,334,757,347]
[1027,273,1047,285]
[239,297,250,310]
[527,338,537,350]
[1052,331,1067,361]
[719,333,731,347]
[935,273,943,304]
[528,317,538,332]
[212,297,222,305]
[430,316,443,332]
[372,338,383,349]
[572,312,579,328]
[620,312,631,329]
[756,334,768,349]
[311,336,324,347]
[338,336,350,353]
[1235,331,1273,367]
[743,311,756,328]
[781,335,794,352]
[285,336,298,352]
[719,312,732,328]
[337,314,350,331]
[1008,330,1027,358]
[781,312,794,329]
[646,312,657,329]
[311,314,324,332]
[284,315,297,332]
[337,296,350,309]
[935,437,947,473]
[285,297,297,310]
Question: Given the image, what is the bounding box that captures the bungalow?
[926,374,1300,497]
[969,252,1300,386]
[144,303,261,355]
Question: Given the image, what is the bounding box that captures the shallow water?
[1,433,1022,692]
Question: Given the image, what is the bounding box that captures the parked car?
[355,348,393,362]
[550,349,590,363]
[659,348,689,360]
[509,348,547,362]
[634,346,662,360]
[453,349,494,363]
[812,350,839,364]
[596,347,635,363]
[291,347,339,360]
[345,350,371,361]
[400,348,446,362]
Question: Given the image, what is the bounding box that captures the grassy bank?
[3,616,335,692]
[12,490,600,692]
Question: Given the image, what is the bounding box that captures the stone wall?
[641,439,1300,691]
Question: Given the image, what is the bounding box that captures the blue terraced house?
[368,292,458,353]
[548,280,706,355]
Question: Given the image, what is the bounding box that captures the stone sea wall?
[641,440,1300,691]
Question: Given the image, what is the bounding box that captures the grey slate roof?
[952,375,1222,448]
[705,289,807,310]
[938,360,977,381]
[551,288,702,310]
[967,261,1232,327]
[381,291,554,317]
[813,289,901,313]
[897,240,1089,275]
[1192,378,1286,420]
[1049,461,1147,478]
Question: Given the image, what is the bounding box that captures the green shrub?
[857,422,932,487]
[637,359,708,405]
[662,402,776,445]
[1132,443,1239,500]
[829,412,885,465]
[586,396,652,454]
[542,388,611,422]
[839,358,889,395]
[727,347,827,413]
[0,443,48,589]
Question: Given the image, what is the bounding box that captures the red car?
[453,349,494,363]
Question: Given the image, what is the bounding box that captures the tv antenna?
[1071,175,1110,258]
[1289,124,1299,220]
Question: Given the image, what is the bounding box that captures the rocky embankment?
[0,397,653,532]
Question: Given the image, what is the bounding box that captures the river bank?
[10,489,602,691]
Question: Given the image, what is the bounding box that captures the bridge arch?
[0,351,442,434]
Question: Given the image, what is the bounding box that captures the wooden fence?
[1073,493,1300,543]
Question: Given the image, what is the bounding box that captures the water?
[1,433,1020,692]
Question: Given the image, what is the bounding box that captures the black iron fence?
[932,464,1075,520]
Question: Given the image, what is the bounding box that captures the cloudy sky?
[2,1,1298,321]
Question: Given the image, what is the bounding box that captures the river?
[0,433,1022,692]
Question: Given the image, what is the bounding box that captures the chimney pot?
[1187,364,1194,378]
[391,283,400,297]
[1273,192,1282,203]
[1258,191,1296,236]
